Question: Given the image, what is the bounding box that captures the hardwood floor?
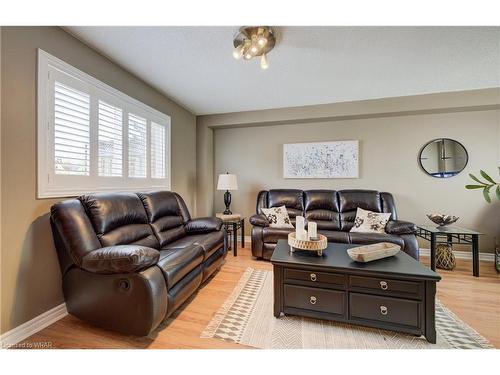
[20,244,499,349]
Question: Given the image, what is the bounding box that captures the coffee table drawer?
[284,284,345,315]
[350,293,420,328]
[285,268,344,286]
[349,275,421,297]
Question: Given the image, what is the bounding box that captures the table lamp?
[217,172,238,215]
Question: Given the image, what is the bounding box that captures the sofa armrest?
[385,220,417,235]
[185,217,223,234]
[81,245,160,274]
[249,214,269,227]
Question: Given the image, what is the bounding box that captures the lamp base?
[223,190,232,215]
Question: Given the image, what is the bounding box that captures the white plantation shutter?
[37,49,170,198]
[128,113,147,178]
[151,122,165,179]
[98,101,123,177]
[54,81,90,175]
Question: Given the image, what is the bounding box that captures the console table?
[416,225,482,277]
[271,240,441,343]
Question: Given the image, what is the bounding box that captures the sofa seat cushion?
[161,236,196,250]
[348,232,405,248]
[157,245,204,288]
[162,232,224,260]
[262,227,294,243]
[193,232,225,259]
[319,230,350,243]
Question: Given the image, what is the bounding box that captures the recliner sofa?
[50,191,227,336]
[250,189,418,260]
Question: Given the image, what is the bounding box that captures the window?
[54,82,91,176]
[128,113,147,178]
[151,122,166,179]
[37,49,171,198]
[98,101,123,177]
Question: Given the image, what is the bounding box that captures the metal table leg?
[472,234,479,277]
[233,222,237,256]
[430,233,436,271]
[241,220,245,248]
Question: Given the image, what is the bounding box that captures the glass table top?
[417,225,482,235]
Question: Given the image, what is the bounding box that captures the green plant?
[465,168,500,203]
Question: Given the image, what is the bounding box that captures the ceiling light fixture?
[233,26,276,70]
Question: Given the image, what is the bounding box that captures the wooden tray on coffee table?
[288,232,327,256]
[347,242,400,262]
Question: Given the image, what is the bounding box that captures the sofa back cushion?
[254,189,398,232]
[266,189,304,219]
[138,191,191,248]
[51,199,102,267]
[79,192,159,248]
[380,192,398,220]
[338,190,383,231]
[304,190,341,230]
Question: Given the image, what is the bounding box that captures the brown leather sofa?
[250,189,418,260]
[50,191,227,336]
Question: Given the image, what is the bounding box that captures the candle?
[300,229,308,241]
[308,221,317,239]
[296,216,305,240]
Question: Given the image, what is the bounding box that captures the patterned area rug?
[201,268,493,349]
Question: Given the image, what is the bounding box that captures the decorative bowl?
[426,213,459,227]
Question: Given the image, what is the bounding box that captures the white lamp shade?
[217,174,238,191]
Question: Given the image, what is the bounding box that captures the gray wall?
[208,102,500,253]
[0,27,197,334]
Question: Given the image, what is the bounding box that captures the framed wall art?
[283,140,359,178]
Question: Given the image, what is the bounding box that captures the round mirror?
[419,138,468,178]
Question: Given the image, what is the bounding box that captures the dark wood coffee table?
[271,240,441,343]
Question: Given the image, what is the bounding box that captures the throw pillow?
[350,207,391,234]
[261,206,294,228]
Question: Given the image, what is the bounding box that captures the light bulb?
[232,45,243,60]
[257,37,267,47]
[260,53,269,69]
[250,45,258,54]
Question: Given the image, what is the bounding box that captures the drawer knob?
[310,273,317,282]
[380,305,388,315]
[380,281,388,290]
[310,296,317,305]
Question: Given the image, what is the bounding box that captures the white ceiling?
[66,26,500,115]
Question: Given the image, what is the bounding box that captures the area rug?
[201,268,493,349]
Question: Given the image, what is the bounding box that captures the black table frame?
[416,226,481,277]
[222,218,245,256]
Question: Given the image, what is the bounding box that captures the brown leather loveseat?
[50,191,227,336]
[250,189,418,260]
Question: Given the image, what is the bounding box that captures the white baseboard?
[243,236,495,262]
[0,303,67,348]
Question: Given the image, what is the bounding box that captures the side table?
[217,216,245,256]
[416,225,482,277]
